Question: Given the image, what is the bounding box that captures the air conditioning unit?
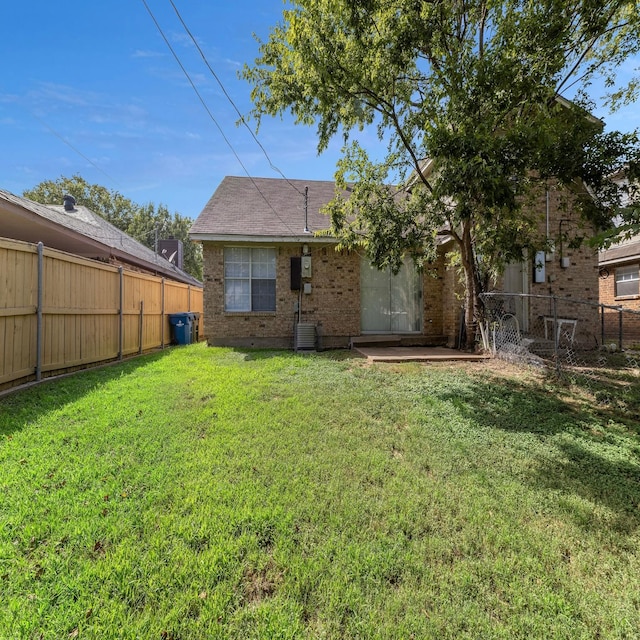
[295,323,316,350]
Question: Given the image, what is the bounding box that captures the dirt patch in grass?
[242,557,283,605]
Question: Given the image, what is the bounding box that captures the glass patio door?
[361,257,422,333]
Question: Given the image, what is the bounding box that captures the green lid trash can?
[169,313,193,345]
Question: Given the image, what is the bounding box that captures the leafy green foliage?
[244,0,640,346]
[1,347,640,638]
[24,175,203,280]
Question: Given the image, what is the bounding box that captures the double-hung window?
[224,247,276,311]
[615,264,639,298]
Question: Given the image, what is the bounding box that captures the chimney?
[157,238,184,270]
[63,195,76,211]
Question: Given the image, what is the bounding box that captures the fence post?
[552,296,560,372]
[600,303,605,347]
[139,300,144,355]
[188,285,191,312]
[36,242,44,382]
[161,278,165,349]
[618,305,623,351]
[118,267,124,360]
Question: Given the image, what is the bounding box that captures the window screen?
[224,247,276,311]
[615,264,639,297]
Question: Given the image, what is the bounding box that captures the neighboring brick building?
[190,176,600,349]
[599,237,640,343]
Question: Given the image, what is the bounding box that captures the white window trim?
[615,264,639,298]
[224,247,276,312]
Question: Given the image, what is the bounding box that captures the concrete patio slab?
[354,346,491,363]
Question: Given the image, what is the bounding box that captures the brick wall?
[202,241,452,348]
[525,185,600,343]
[422,255,447,338]
[599,260,640,345]
[439,184,602,346]
[599,261,640,310]
[441,258,465,347]
[203,242,361,348]
[201,182,602,350]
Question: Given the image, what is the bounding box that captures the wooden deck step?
[350,335,402,348]
[350,335,449,349]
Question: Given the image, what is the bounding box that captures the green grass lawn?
[1,345,639,639]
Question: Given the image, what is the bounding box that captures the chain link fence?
[479,293,640,379]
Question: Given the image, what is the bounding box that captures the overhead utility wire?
[140,0,297,234]
[30,111,121,187]
[168,0,306,198]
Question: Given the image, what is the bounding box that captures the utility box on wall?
[533,251,546,283]
[301,255,312,278]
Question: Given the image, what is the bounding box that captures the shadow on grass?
[230,347,355,362]
[563,366,640,428]
[0,348,174,438]
[430,373,640,534]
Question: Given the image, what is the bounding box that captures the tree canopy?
[24,175,203,281]
[244,0,640,347]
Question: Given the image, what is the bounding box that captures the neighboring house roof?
[190,176,346,242]
[599,237,640,267]
[0,188,200,286]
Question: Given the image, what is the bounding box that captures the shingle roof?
[0,188,201,286]
[190,176,348,239]
[599,236,640,266]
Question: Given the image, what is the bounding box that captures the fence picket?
[0,237,203,391]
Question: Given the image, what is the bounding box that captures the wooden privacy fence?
[1,237,203,390]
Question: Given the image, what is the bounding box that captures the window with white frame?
[615,264,639,297]
[224,247,276,311]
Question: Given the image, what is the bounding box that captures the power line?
[140,0,299,234]
[168,0,306,198]
[30,111,121,187]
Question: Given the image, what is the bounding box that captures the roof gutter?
[189,233,339,244]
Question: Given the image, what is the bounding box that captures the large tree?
[24,175,203,281]
[244,0,640,348]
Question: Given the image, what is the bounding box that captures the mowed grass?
[1,345,639,639]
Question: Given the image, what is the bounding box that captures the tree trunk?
[459,222,483,351]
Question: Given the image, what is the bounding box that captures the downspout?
[546,190,550,244]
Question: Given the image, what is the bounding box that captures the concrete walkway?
[354,346,491,363]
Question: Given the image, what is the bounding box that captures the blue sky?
[1,1,638,220]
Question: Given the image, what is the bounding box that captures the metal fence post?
[36,242,44,381]
[552,296,560,372]
[161,278,165,349]
[118,267,124,360]
[618,305,623,351]
[600,303,605,347]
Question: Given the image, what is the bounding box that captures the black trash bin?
[168,313,193,345]
[188,312,200,343]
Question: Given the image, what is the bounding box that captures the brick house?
[190,176,600,349]
[599,238,640,342]
[0,188,200,286]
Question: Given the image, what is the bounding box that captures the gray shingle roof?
[0,188,201,286]
[190,176,348,239]
[599,236,640,266]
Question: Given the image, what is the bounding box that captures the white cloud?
[132,49,165,59]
